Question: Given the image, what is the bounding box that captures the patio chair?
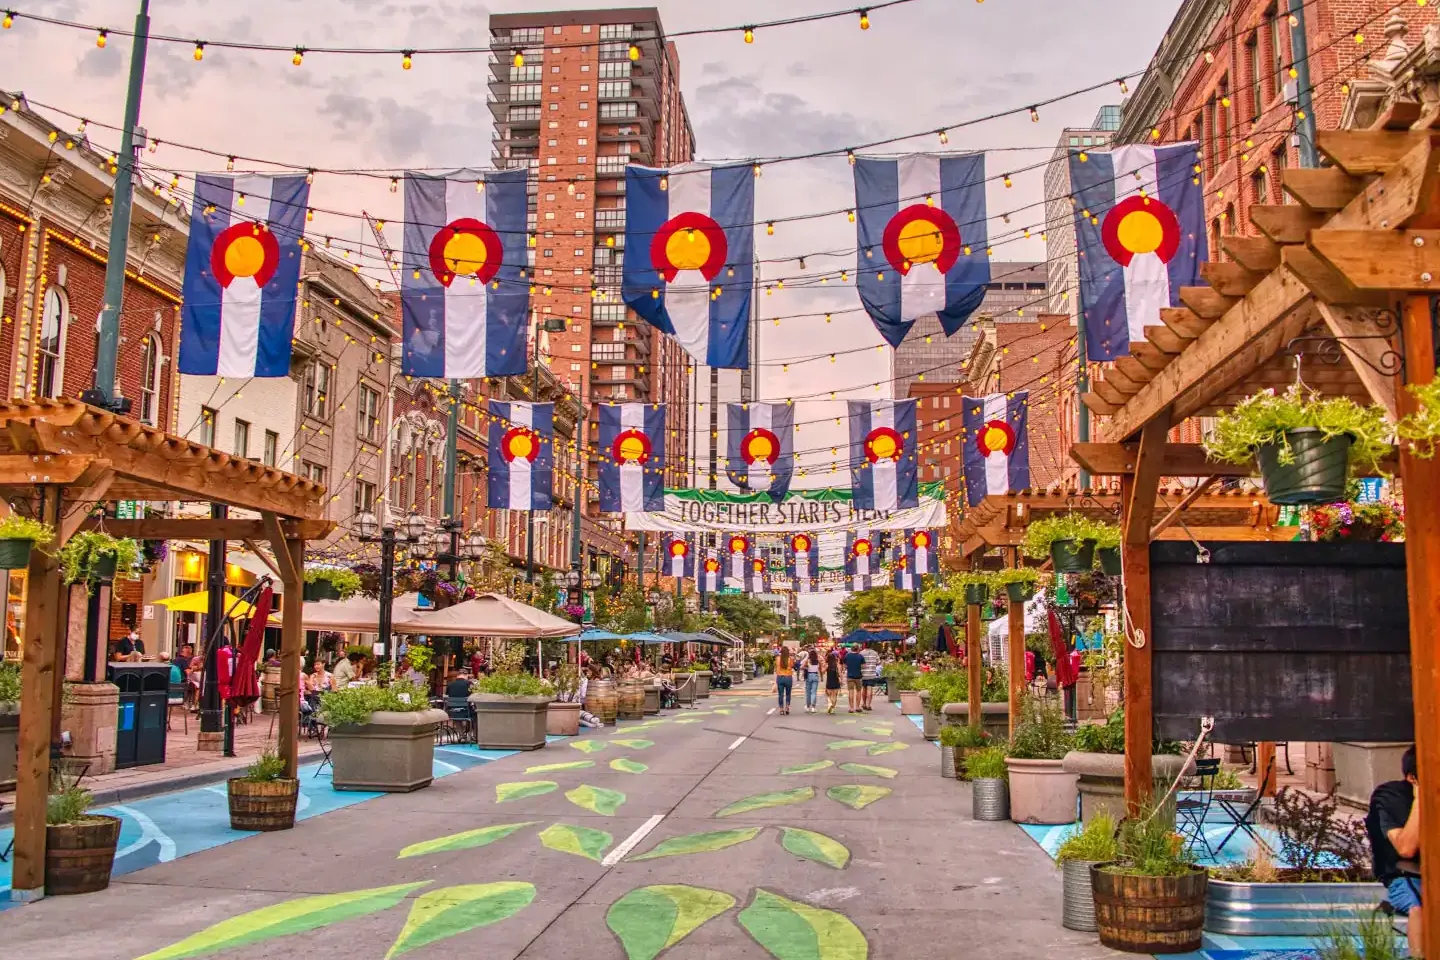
[1216,755,1276,855]
[442,696,474,745]
[313,722,332,778]
[1176,757,1222,859]
[166,681,188,734]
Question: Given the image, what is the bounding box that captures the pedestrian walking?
[860,642,882,712]
[824,648,842,713]
[843,644,866,713]
[802,647,821,713]
[773,646,795,714]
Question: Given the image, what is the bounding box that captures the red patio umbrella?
[1047,606,1078,688]
[226,585,274,708]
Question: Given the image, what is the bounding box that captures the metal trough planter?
[1205,877,1387,936]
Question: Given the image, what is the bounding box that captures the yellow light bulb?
[766,222,774,235]
[96,29,107,48]
[402,52,413,70]
[847,210,855,223]
[629,43,640,60]
[514,51,524,67]
[1003,175,1013,188]
[744,27,754,43]
[193,42,205,61]
[292,48,305,66]
[859,10,870,29]
[1,12,11,28]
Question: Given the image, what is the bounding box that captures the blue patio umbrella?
[573,628,623,642]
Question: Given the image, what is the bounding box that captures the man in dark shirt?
[444,671,473,699]
[1367,745,1421,956]
[843,645,865,714]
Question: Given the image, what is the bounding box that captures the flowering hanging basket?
[1254,429,1352,506]
[1051,539,1095,573]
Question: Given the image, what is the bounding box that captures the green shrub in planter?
[0,516,53,570]
[474,672,553,697]
[319,681,430,727]
[964,745,1009,780]
[1057,811,1120,864]
[0,662,20,706]
[1008,695,1073,760]
[954,571,991,606]
[56,531,141,586]
[304,567,362,601]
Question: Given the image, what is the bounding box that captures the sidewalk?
[0,710,321,825]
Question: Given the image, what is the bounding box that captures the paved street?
[0,693,1111,959]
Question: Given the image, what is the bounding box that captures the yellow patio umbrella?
[153,592,282,623]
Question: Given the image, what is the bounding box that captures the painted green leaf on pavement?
[825,740,877,751]
[610,758,648,774]
[526,760,595,774]
[135,882,428,960]
[715,787,815,818]
[838,763,897,780]
[832,719,857,725]
[713,708,733,715]
[566,784,627,815]
[738,888,868,960]
[384,882,535,958]
[780,760,834,775]
[611,738,654,749]
[629,827,762,861]
[861,726,893,736]
[607,885,736,960]
[826,784,891,810]
[539,823,613,861]
[571,740,609,753]
[778,827,851,870]
[674,717,705,724]
[397,822,537,859]
[496,781,558,803]
[866,742,908,756]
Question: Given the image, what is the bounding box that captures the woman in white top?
[802,647,822,714]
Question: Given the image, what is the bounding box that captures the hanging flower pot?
[0,517,52,571]
[87,553,119,581]
[56,532,140,587]
[1051,539,1095,573]
[1005,581,1035,602]
[304,581,341,602]
[0,540,34,570]
[1254,428,1352,505]
[963,583,989,606]
[1097,547,1122,575]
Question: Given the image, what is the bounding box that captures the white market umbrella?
[392,592,581,639]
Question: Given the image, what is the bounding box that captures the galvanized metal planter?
[1062,859,1100,932]
[1205,878,1387,936]
[971,777,1009,820]
[939,745,956,779]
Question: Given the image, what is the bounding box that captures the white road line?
[602,814,665,867]
[728,735,747,750]
[766,707,776,715]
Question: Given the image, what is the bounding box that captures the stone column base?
[60,682,120,775]
[196,731,224,753]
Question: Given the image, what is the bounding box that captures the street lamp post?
[355,510,428,661]
[527,318,568,584]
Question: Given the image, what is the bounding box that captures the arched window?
[138,334,163,425]
[0,264,7,323]
[36,288,68,399]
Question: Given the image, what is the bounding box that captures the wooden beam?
[1069,442,1253,477]
[1316,303,1402,419]
[261,512,301,587]
[1145,324,1190,355]
[1281,167,1364,211]
[1309,229,1440,290]
[1327,134,1439,232]
[1281,246,1370,305]
[1121,416,1165,815]
[1316,128,1428,176]
[1371,98,1424,131]
[1179,286,1238,319]
[1149,476,1220,540]
[1090,378,1129,408]
[1161,307,1213,339]
[1174,304,1318,424]
[1129,342,1176,371]
[57,465,114,544]
[278,536,305,779]
[1153,525,1299,542]
[1221,234,1281,273]
[1124,415,1170,547]
[967,601,982,732]
[1080,392,1119,417]
[1007,548,1025,742]
[1113,356,1157,388]
[1250,204,1329,244]
[241,541,282,579]
[0,454,100,487]
[75,517,334,541]
[1200,261,1267,297]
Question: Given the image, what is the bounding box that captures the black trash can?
[108,663,171,768]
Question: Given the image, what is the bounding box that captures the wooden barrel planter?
[261,664,282,712]
[45,815,121,895]
[617,680,645,720]
[585,678,618,725]
[228,778,299,831]
[1090,863,1208,954]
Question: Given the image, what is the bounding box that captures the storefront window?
[3,570,25,662]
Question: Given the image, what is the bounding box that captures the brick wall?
[0,208,29,393]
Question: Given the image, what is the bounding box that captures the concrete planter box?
[886,681,901,703]
[330,709,447,792]
[1005,757,1078,825]
[1205,877,1386,936]
[675,676,696,704]
[644,686,661,714]
[471,694,551,751]
[726,668,744,687]
[899,690,923,715]
[1063,751,1193,824]
[1333,742,1410,808]
[693,671,712,698]
[940,702,1010,741]
[0,706,18,791]
[921,692,938,740]
[546,700,581,737]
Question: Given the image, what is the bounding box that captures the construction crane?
[362,210,400,288]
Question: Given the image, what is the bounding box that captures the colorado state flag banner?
[486,401,553,511]
[726,403,794,501]
[724,534,750,583]
[401,169,529,378]
[698,550,722,594]
[787,532,818,594]
[962,392,1030,508]
[663,536,694,579]
[845,531,878,592]
[598,403,666,512]
[906,529,939,576]
[1068,143,1207,361]
[853,154,991,348]
[848,400,919,511]
[742,553,769,594]
[893,552,916,591]
[622,162,753,369]
[179,174,310,377]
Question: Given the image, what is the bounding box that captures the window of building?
[138,333,163,425]
[1217,76,1231,158]
[303,358,331,419]
[549,103,558,111]
[577,137,588,146]
[358,383,381,442]
[551,64,560,72]
[579,102,588,110]
[354,479,376,518]
[578,119,589,128]
[233,419,251,458]
[599,24,632,39]
[598,80,629,99]
[1252,169,1270,205]
[199,406,217,446]
[263,430,278,466]
[581,63,589,71]
[548,120,559,128]
[547,139,557,147]
[579,84,589,92]
[302,461,327,485]
[575,210,585,219]
[544,249,554,257]
[550,85,559,93]
[1273,146,1289,201]
[36,287,68,399]
[512,83,541,101]
[1247,33,1263,122]
[1269,7,1285,98]
[599,60,631,79]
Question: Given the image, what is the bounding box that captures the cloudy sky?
[3,0,1179,627]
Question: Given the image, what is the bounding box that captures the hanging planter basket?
[1097,547,1122,576]
[87,553,118,581]
[1051,539,1095,573]
[1005,581,1035,602]
[963,583,990,606]
[0,539,35,570]
[304,581,342,602]
[1254,429,1352,505]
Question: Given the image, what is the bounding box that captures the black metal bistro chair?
[1215,756,1276,855]
[1176,757,1223,859]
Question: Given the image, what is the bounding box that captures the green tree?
[712,594,782,642]
[789,615,829,644]
[836,588,915,634]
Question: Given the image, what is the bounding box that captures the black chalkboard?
[1149,541,1411,743]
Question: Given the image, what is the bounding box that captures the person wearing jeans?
[802,647,821,713]
[773,647,795,714]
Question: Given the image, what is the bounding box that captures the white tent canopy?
[986,598,1046,664]
[393,593,581,639]
[299,592,425,632]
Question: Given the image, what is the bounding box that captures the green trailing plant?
[403,644,435,675]
[56,531,141,585]
[474,672,553,697]
[964,745,1009,780]
[1203,386,1393,474]
[1090,523,1121,550]
[1071,708,1185,755]
[551,663,581,701]
[990,567,1040,587]
[1056,811,1121,864]
[939,723,991,748]
[1105,799,1198,878]
[1021,515,1118,559]
[1007,695,1073,760]
[304,567,362,599]
[318,680,430,727]
[1397,379,1440,459]
[241,749,290,783]
[344,644,371,660]
[881,661,918,691]
[1211,767,1245,791]
[0,662,20,705]
[0,515,54,543]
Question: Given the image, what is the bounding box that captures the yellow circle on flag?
[224,236,267,279]
[896,218,943,265]
[869,434,898,460]
[1115,210,1164,256]
[508,433,534,459]
[665,229,712,271]
[618,436,647,462]
[443,231,490,277]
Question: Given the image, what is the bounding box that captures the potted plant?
[1064,709,1189,824]
[469,642,553,750]
[547,663,582,736]
[319,680,447,791]
[0,515,53,570]
[1203,386,1392,505]
[0,662,20,792]
[1004,695,1077,824]
[1056,811,1119,932]
[966,745,1011,821]
[940,723,992,779]
[954,571,992,607]
[881,661,916,705]
[45,776,121,895]
[691,660,713,699]
[1092,523,1122,575]
[1090,800,1207,954]
[992,566,1040,602]
[1022,515,1107,573]
[227,748,298,831]
[56,531,141,585]
[303,567,362,601]
[1398,379,1440,457]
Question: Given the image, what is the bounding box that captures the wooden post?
[1256,742,1277,797]
[1008,552,1026,741]
[264,512,305,780]
[1121,414,1168,814]
[966,601,982,729]
[11,486,64,899]
[1398,294,1440,960]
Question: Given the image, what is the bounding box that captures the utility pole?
[1287,0,1319,168]
[441,378,461,577]
[90,0,151,409]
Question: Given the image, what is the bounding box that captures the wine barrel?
[44,815,121,895]
[617,680,645,720]
[228,778,299,831]
[261,665,282,711]
[585,678,617,725]
[1090,863,1207,954]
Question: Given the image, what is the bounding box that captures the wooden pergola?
[1069,126,1440,958]
[1,399,333,901]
